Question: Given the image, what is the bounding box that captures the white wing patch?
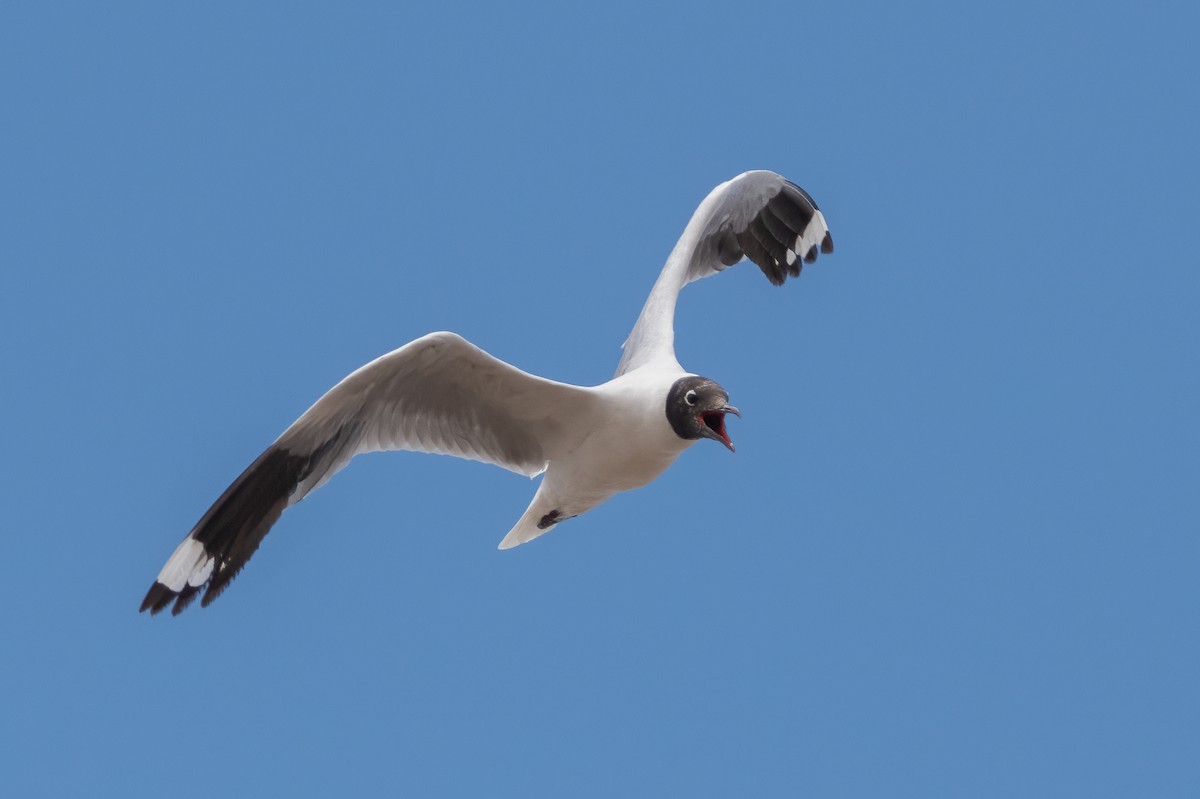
[156,537,213,593]
[795,209,831,263]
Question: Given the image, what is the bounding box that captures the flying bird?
[141,170,834,615]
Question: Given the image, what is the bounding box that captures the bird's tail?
[497,486,562,550]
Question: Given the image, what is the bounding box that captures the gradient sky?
[2,2,1197,797]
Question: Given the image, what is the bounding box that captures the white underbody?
[498,363,694,548]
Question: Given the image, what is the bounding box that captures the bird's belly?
[589,442,682,492]
[547,426,689,514]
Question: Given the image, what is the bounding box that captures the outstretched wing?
[615,170,834,376]
[140,332,596,615]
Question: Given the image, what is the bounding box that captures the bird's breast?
[552,377,691,496]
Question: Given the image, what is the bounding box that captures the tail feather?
[497,516,549,550]
[497,485,564,550]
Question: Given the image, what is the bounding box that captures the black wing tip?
[140,582,176,615]
[140,439,334,618]
[200,566,241,608]
[781,178,820,211]
[140,576,222,616]
[140,580,203,616]
[171,582,202,616]
[742,180,835,286]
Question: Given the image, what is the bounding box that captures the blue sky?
[2,2,1197,796]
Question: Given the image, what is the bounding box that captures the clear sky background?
[2,2,1196,796]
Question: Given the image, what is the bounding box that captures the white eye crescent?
[684,389,698,406]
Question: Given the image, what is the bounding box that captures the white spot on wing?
[796,209,829,258]
[157,537,208,592]
[188,556,215,587]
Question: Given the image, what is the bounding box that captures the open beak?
[699,404,740,452]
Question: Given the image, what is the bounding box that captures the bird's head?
[666,376,740,452]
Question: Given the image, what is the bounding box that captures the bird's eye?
[685,389,698,406]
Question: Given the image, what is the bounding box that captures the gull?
[140,170,834,615]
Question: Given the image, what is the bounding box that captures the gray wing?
[616,170,834,377]
[141,332,595,615]
[280,331,591,478]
